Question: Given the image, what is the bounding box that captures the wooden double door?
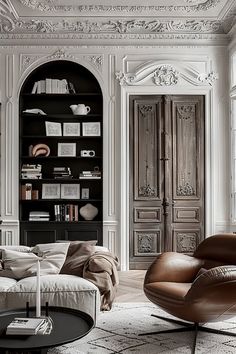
[129,95,205,269]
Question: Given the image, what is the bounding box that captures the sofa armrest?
[185,265,236,301]
[144,252,203,285]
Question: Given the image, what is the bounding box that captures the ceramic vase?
[79,203,98,220]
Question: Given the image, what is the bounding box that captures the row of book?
[21,164,42,179]
[21,165,102,180]
[53,166,73,179]
[79,170,101,179]
[31,78,76,94]
[54,204,79,221]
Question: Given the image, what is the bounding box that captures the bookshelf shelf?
[19,60,103,246]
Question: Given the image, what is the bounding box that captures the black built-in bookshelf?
[19,60,103,246]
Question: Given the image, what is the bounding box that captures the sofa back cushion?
[0,243,69,279]
[60,241,97,276]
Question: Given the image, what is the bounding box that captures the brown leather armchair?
[141,234,236,353]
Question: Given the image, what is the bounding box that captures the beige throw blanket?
[61,246,119,311]
[83,252,119,311]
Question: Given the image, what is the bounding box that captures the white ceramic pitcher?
[70,104,91,115]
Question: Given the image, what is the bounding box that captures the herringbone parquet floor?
[114,270,148,302]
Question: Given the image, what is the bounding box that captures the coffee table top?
[0,306,94,351]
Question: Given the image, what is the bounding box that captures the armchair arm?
[185,265,236,302]
[144,252,203,285]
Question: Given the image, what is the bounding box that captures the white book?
[51,79,58,93]
[31,81,38,94]
[45,78,52,94]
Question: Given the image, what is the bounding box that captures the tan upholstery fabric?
[0,243,69,279]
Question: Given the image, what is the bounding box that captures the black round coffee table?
[0,306,94,353]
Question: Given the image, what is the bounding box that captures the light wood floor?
[114,270,148,302]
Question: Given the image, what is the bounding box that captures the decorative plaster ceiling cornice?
[0,0,234,42]
[0,14,223,35]
[18,0,221,14]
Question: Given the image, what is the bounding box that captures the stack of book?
[29,211,50,221]
[79,170,101,179]
[53,167,73,179]
[6,317,52,335]
[54,204,79,222]
[21,164,42,179]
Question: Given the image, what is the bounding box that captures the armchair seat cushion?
[145,282,192,301]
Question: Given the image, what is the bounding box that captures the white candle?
[36,260,41,317]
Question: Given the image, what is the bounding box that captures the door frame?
[119,85,213,271]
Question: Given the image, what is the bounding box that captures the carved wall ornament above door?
[153,65,179,86]
[116,62,218,87]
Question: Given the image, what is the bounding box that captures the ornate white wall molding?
[47,48,75,60]
[197,71,219,85]
[18,0,220,14]
[5,54,14,216]
[115,61,217,87]
[20,54,41,74]
[83,55,103,73]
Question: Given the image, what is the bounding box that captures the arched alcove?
[19,60,103,246]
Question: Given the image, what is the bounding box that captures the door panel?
[129,95,204,269]
[130,97,164,269]
[170,96,204,255]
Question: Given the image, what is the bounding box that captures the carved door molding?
[129,95,205,269]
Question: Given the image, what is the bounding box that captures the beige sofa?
[0,245,101,322]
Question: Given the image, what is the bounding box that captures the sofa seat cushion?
[0,277,17,309]
[4,274,100,322]
[0,277,17,291]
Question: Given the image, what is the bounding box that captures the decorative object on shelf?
[82,122,101,136]
[32,144,50,157]
[42,184,60,199]
[58,143,76,157]
[79,203,98,220]
[81,188,89,199]
[70,104,91,115]
[61,184,80,199]
[80,150,95,157]
[32,190,39,200]
[63,122,80,136]
[45,121,62,136]
[21,183,32,200]
[23,109,46,115]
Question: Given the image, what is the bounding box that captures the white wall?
[0,43,231,269]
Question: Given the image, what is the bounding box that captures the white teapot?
[70,104,91,115]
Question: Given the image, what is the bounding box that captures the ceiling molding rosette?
[115,61,218,87]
